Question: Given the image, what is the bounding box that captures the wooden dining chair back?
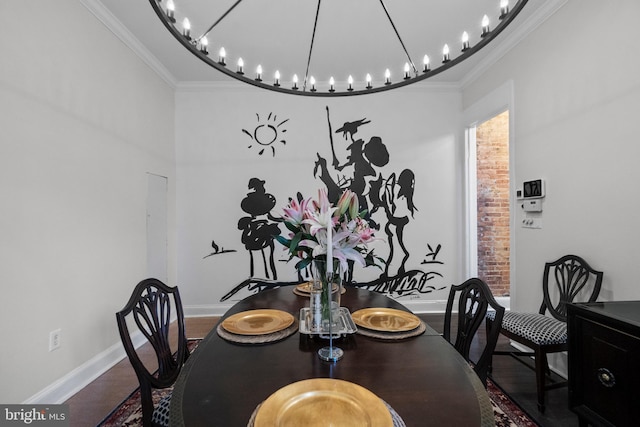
[444,278,505,387]
[486,254,603,412]
[116,278,190,427]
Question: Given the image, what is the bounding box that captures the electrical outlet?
[49,329,61,352]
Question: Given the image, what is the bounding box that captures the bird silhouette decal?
[203,239,236,259]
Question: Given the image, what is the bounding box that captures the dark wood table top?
[170,286,494,426]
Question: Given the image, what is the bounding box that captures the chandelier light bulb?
[149,0,529,96]
[462,31,470,51]
[166,0,175,22]
[199,36,208,54]
[482,15,490,37]
[500,0,509,18]
[310,76,316,92]
[442,44,450,63]
[182,18,191,40]
[274,70,281,87]
[292,74,299,90]
[423,55,431,72]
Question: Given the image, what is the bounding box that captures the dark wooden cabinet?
[567,301,640,427]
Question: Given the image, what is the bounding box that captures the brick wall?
[476,111,510,296]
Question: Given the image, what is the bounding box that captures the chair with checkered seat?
[116,278,190,427]
[486,254,603,412]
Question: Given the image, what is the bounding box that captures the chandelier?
[149,0,528,96]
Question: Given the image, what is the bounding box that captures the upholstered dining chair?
[444,278,505,387]
[116,278,190,427]
[486,254,603,412]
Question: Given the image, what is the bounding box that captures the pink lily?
[282,197,310,227]
[302,188,336,236]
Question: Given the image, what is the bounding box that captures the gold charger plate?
[221,309,294,336]
[254,378,393,427]
[294,282,344,296]
[351,308,421,332]
[294,281,313,294]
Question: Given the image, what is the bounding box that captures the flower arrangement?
[276,188,382,274]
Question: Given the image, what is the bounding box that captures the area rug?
[99,341,539,427]
[488,378,540,427]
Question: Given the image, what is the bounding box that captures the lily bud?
[349,193,360,219]
[336,190,354,216]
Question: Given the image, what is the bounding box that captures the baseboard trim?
[183,297,511,317]
[184,304,231,317]
[24,330,146,405]
[27,295,511,404]
[402,296,511,314]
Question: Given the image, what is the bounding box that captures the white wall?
[175,84,464,313]
[464,0,640,310]
[6,0,638,403]
[463,0,640,373]
[0,1,176,403]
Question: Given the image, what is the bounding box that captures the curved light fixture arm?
[149,0,528,96]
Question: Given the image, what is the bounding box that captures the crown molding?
[80,0,178,89]
[460,0,569,89]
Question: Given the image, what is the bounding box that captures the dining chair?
[486,254,603,412]
[116,278,190,427]
[443,277,505,387]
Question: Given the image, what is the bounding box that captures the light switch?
[521,218,542,229]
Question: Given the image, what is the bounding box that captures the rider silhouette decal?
[315,107,419,277]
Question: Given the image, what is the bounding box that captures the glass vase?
[309,258,342,337]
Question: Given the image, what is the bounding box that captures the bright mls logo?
[0,405,68,426]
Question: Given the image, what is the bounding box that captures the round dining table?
[169,286,494,426]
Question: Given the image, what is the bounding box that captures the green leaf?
[289,232,304,253]
[275,235,291,247]
[295,257,312,270]
[364,251,385,269]
[284,221,299,233]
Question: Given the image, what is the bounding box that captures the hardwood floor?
[65,317,219,427]
[421,313,578,427]
[65,314,578,427]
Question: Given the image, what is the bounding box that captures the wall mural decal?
[315,107,418,278]
[203,240,237,259]
[351,270,446,298]
[236,178,281,279]
[218,108,447,302]
[242,112,289,157]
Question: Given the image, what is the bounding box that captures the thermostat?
[523,179,545,199]
[523,199,542,212]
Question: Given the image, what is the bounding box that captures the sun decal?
[242,112,289,157]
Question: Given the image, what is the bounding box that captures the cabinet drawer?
[572,316,640,427]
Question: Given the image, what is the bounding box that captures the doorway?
[473,111,511,296]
